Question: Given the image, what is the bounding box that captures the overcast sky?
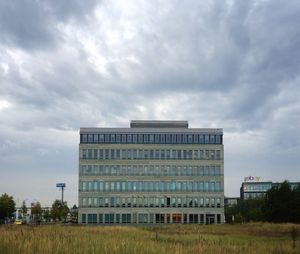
[1,0,300,207]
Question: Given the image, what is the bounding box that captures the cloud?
[0,0,300,204]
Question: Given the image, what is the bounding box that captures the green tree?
[43,209,51,222]
[21,200,27,216]
[265,181,294,222]
[31,202,43,224]
[51,200,69,221]
[70,204,78,223]
[0,193,16,223]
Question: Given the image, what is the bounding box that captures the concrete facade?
[78,120,224,224]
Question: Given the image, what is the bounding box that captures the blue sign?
[56,183,66,187]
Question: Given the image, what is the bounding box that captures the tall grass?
[0,223,299,254]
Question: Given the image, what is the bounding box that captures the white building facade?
[78,120,224,224]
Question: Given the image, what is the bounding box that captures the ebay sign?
[244,176,261,182]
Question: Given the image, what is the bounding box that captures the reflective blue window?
[121,181,126,192]
[127,134,132,144]
[143,134,149,144]
[132,181,137,192]
[93,134,98,143]
[150,149,154,159]
[166,182,170,192]
[138,134,143,144]
[155,134,160,144]
[110,134,115,143]
[177,182,182,191]
[205,135,209,144]
[166,150,170,159]
[199,182,204,191]
[193,134,198,144]
[121,134,126,144]
[205,181,209,192]
[127,181,131,191]
[177,150,182,159]
[194,182,198,192]
[166,134,171,144]
[132,134,137,144]
[188,135,193,144]
[171,134,176,144]
[182,182,187,191]
[149,181,154,191]
[199,135,204,144]
[88,134,93,143]
[210,135,215,144]
[161,134,165,144]
[82,134,87,143]
[211,182,215,192]
[161,150,165,160]
[105,134,110,143]
[177,134,182,144]
[171,181,176,192]
[116,134,121,143]
[155,181,159,192]
[144,149,148,159]
[189,182,193,192]
[144,181,148,192]
[216,135,221,144]
[127,149,131,160]
[155,149,160,159]
[149,134,154,144]
[183,135,187,144]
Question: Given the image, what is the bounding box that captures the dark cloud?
[0,0,300,204]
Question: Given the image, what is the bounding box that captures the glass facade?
[79,121,224,224]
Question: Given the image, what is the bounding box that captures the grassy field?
[0,223,299,254]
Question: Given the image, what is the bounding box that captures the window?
[127,134,132,143]
[82,134,87,143]
[216,150,221,160]
[205,181,209,192]
[199,182,204,192]
[161,150,165,160]
[166,150,170,159]
[132,134,137,144]
[111,149,115,160]
[93,134,98,143]
[88,134,93,143]
[116,149,120,160]
[205,135,209,144]
[82,182,86,191]
[138,134,143,144]
[183,135,187,144]
[177,150,182,159]
[210,135,215,144]
[149,134,154,144]
[127,149,131,160]
[121,134,126,143]
[143,134,149,144]
[105,134,110,143]
[166,134,171,144]
[155,134,160,144]
[150,149,154,160]
[211,182,215,192]
[116,134,121,143]
[161,134,165,144]
[177,134,182,144]
[93,181,98,191]
[188,135,193,144]
[216,135,221,144]
[110,134,115,143]
[172,150,176,160]
[193,134,199,144]
[194,150,198,160]
[105,149,109,160]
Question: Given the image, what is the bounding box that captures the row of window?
[243,184,272,192]
[82,149,222,160]
[81,133,223,145]
[81,196,222,208]
[81,213,221,224]
[80,164,222,177]
[80,180,222,193]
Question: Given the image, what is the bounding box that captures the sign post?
[56,183,66,204]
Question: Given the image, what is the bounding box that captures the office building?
[241,180,299,200]
[78,120,224,224]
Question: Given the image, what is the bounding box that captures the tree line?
[226,181,300,223]
[0,194,77,224]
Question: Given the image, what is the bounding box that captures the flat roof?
[80,120,223,134]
